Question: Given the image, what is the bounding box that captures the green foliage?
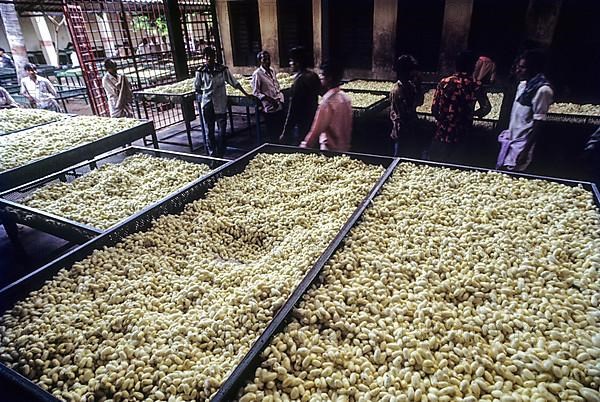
[132,15,168,37]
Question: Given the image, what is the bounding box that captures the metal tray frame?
[0,144,396,402]
[0,146,228,244]
[2,148,599,400]
[134,89,195,105]
[352,95,389,118]
[0,120,157,192]
[341,78,394,95]
[546,113,600,125]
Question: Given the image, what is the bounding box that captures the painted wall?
[0,14,72,57]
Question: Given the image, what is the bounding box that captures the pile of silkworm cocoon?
[0,116,140,172]
[23,154,212,230]
[226,73,293,97]
[550,103,600,117]
[239,163,600,402]
[341,80,394,93]
[145,79,195,95]
[0,153,383,402]
[0,108,66,135]
[347,93,387,109]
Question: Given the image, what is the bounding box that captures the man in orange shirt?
[300,61,352,152]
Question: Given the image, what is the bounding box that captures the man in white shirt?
[20,63,60,112]
[251,50,285,143]
[496,50,553,172]
[195,47,252,157]
[102,58,134,118]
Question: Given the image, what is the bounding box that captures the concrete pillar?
[215,0,234,67]
[31,16,59,67]
[372,0,398,80]
[163,0,189,80]
[257,0,279,66]
[96,13,116,58]
[438,0,473,74]
[312,0,322,68]
[525,0,562,48]
[0,3,28,80]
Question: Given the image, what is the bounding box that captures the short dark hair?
[256,50,270,64]
[520,49,545,75]
[320,60,344,86]
[395,54,418,77]
[24,63,37,72]
[203,46,216,58]
[104,58,117,70]
[455,51,476,75]
[289,46,308,68]
[0,48,5,53]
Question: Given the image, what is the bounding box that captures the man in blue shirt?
[0,48,15,69]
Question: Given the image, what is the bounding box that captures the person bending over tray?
[195,47,252,158]
[0,85,19,109]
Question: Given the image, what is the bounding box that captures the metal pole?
[209,0,224,64]
[163,0,189,80]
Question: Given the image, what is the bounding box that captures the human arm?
[516,86,553,164]
[194,70,203,95]
[116,74,133,108]
[0,87,18,107]
[431,82,443,120]
[45,79,58,98]
[4,55,15,69]
[389,84,405,139]
[474,87,492,118]
[20,80,36,105]
[300,102,331,149]
[412,72,424,107]
[102,75,118,99]
[280,78,302,141]
[224,68,251,97]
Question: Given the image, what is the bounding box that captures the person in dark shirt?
[430,51,491,163]
[0,48,14,69]
[389,54,424,158]
[279,46,321,145]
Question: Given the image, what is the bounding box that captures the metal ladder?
[63,3,109,116]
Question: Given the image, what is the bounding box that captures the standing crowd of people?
[192,45,563,174]
[194,46,354,158]
[0,41,595,178]
[388,49,555,173]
